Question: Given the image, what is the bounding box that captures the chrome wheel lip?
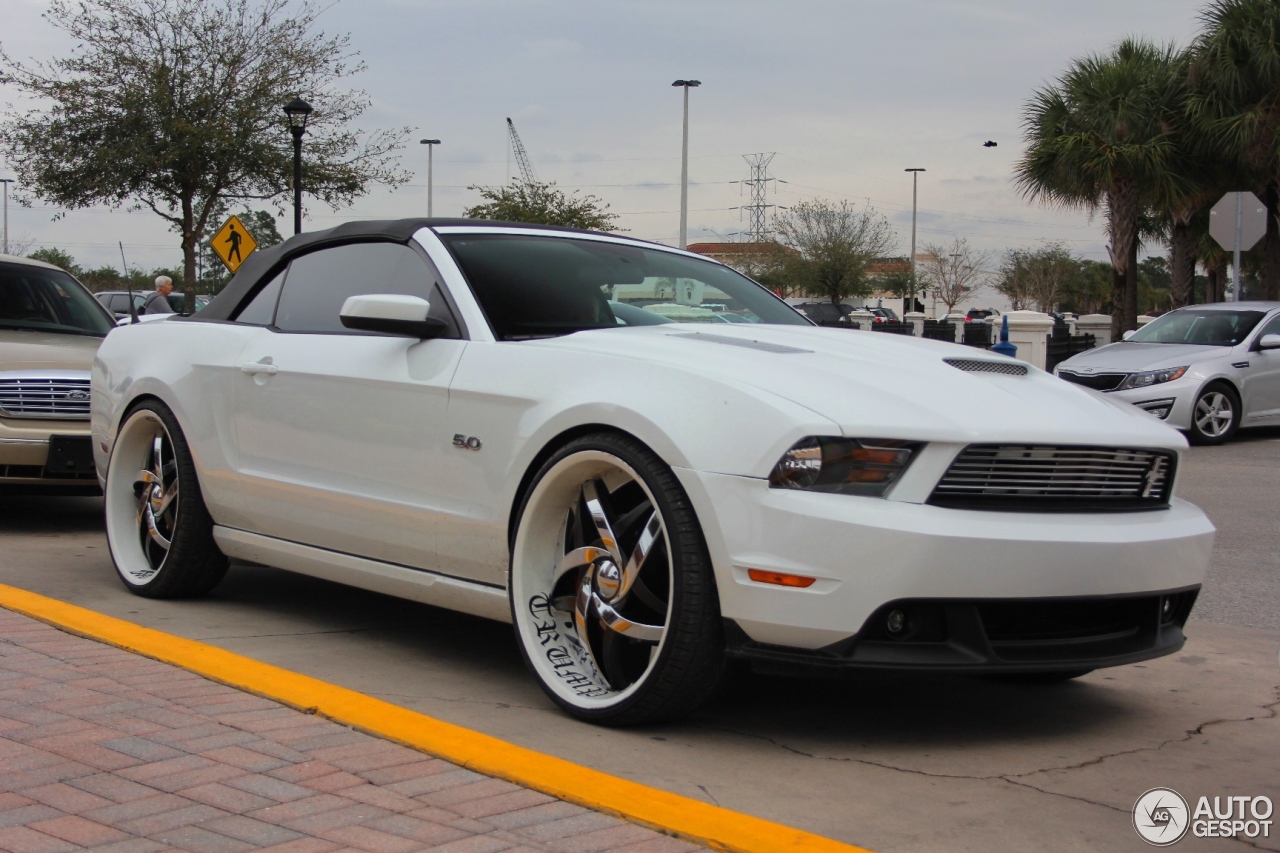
[105,410,178,586]
[511,450,674,710]
[1195,391,1234,438]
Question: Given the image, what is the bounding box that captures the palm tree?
[1016,39,1189,339]
[1188,0,1280,299]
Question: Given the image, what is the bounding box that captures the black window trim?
[238,238,465,340]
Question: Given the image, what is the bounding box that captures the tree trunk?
[1170,220,1195,308]
[181,194,197,313]
[1126,240,1139,329]
[1105,183,1140,340]
[1261,184,1280,302]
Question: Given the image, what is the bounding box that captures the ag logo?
[1134,788,1190,846]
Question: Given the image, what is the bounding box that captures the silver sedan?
[1055,302,1280,444]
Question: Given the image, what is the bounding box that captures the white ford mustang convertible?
[92,220,1215,725]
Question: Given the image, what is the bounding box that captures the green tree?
[1016,38,1188,339]
[878,266,921,312]
[0,0,409,310]
[1061,261,1115,315]
[771,199,897,305]
[25,247,80,275]
[463,180,619,231]
[997,242,1080,312]
[1188,0,1280,299]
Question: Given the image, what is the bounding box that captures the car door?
[1242,312,1280,423]
[230,241,469,575]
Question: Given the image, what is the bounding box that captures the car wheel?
[104,400,228,598]
[509,432,724,726]
[1188,382,1241,445]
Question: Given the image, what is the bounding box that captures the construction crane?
[506,117,537,184]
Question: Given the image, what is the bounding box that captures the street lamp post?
[283,97,314,235]
[904,168,926,315]
[420,139,441,217]
[672,79,701,250]
[0,178,12,255]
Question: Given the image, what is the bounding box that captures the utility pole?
[0,179,12,255]
[673,80,701,249]
[905,168,926,314]
[420,139,441,217]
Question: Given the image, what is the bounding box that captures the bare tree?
[919,238,991,314]
[772,200,897,305]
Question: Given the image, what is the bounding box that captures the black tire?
[509,432,724,726]
[1187,381,1241,445]
[104,400,228,598]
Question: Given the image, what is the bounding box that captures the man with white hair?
[143,275,176,314]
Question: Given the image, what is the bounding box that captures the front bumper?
[0,418,99,491]
[1109,379,1203,430]
[674,469,1215,662]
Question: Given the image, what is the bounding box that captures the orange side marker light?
[747,569,817,588]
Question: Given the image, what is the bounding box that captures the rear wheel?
[1188,382,1240,445]
[104,401,227,598]
[509,433,723,725]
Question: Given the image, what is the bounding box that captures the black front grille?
[1057,370,1127,391]
[930,444,1175,511]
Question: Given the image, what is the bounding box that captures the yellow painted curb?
[0,583,873,853]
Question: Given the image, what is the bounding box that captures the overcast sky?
[2,0,1208,273]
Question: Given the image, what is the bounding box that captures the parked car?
[791,301,851,324]
[92,219,1212,725]
[1056,302,1280,444]
[868,307,898,323]
[1,253,116,493]
[965,308,1000,323]
[97,290,211,320]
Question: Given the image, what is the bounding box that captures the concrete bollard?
[945,313,968,343]
[1074,314,1112,347]
[847,309,874,331]
[904,311,926,337]
[1003,310,1056,370]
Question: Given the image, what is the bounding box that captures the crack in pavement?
[689,687,1280,785]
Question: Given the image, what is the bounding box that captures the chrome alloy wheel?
[1194,391,1234,439]
[106,409,178,585]
[511,451,673,709]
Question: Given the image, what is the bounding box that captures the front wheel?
[1188,382,1240,445]
[104,400,228,598]
[509,433,723,725]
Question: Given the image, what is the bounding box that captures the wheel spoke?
[596,599,664,642]
[573,568,607,679]
[554,546,606,588]
[618,510,662,602]
[581,480,623,564]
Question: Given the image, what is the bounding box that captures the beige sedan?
[1,253,117,493]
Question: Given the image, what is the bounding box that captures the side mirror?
[339,294,447,339]
[1259,333,1280,350]
[1122,329,1136,341]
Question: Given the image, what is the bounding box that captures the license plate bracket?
[45,435,96,478]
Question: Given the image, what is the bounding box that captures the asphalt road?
[2,428,1278,852]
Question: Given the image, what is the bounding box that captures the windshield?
[1128,309,1265,347]
[0,263,115,337]
[441,233,809,340]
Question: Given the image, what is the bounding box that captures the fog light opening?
[886,608,908,635]
[1160,596,1175,624]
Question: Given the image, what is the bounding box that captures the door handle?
[239,361,278,376]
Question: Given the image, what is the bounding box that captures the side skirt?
[212,526,511,624]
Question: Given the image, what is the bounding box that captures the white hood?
[531,325,1186,449]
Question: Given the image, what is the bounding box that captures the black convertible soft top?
[194,218,635,322]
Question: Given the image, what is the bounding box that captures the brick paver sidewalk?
[0,608,701,853]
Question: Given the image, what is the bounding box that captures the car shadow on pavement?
[0,494,103,533]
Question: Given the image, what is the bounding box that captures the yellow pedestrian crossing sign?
[210,214,258,274]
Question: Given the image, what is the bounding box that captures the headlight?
[1116,365,1188,391]
[768,437,922,497]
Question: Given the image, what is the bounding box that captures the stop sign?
[1210,191,1268,251]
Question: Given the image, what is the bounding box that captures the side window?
[273,242,459,337]
[1258,314,1280,341]
[235,269,286,326]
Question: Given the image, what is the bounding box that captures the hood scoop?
[673,332,811,354]
[943,357,1028,376]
